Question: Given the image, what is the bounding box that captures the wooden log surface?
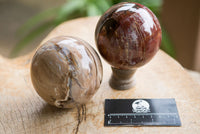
[0,17,200,134]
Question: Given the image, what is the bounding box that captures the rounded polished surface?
[95,2,162,69]
[31,36,103,108]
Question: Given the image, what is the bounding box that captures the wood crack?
[74,104,86,134]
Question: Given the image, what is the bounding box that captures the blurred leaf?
[95,0,111,12]
[17,7,59,36]
[111,0,121,4]
[161,29,176,58]
[55,0,86,25]
[86,3,102,16]
[11,21,54,57]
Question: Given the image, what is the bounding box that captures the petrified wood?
[31,36,103,108]
[95,2,161,90]
[0,17,200,134]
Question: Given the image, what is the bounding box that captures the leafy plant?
[13,0,175,57]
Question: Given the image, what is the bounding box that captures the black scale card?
[104,99,181,126]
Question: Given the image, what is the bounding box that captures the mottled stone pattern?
[95,2,162,69]
[31,36,103,108]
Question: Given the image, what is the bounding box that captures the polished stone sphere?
[95,2,162,69]
[31,36,103,108]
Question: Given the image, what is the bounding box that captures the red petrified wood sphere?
[95,2,161,69]
[95,2,162,90]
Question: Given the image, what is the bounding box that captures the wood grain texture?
[0,17,200,134]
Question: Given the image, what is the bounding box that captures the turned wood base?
[109,67,136,90]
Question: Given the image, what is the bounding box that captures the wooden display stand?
[0,17,200,134]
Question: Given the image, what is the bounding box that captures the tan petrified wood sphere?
[31,36,103,108]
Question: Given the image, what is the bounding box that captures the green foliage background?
[13,0,175,58]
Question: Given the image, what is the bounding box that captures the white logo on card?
[132,99,150,113]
